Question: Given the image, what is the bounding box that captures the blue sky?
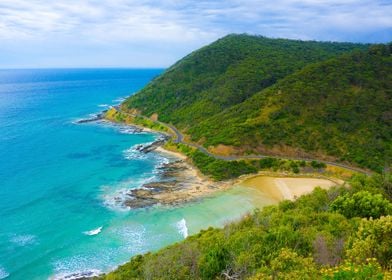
[0,0,391,68]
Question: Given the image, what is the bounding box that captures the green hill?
[122,35,390,171]
[123,34,366,126]
[104,35,392,280]
[190,45,392,171]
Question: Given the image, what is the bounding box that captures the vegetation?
[330,191,392,219]
[105,107,169,133]
[191,44,392,172]
[166,142,328,180]
[122,34,391,171]
[102,175,392,279]
[124,34,367,126]
[103,35,392,279]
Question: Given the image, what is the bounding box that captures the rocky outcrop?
[134,136,170,153]
[122,160,219,209]
[76,111,107,123]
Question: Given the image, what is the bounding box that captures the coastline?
[122,145,234,209]
[133,143,343,208]
[100,110,346,209]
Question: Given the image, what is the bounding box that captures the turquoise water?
[0,69,273,280]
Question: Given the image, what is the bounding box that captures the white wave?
[176,218,188,239]
[98,104,109,108]
[0,266,9,279]
[10,234,37,246]
[83,227,102,236]
[118,127,146,135]
[51,269,102,280]
[101,175,157,211]
[110,225,146,254]
[122,143,154,160]
[113,96,127,103]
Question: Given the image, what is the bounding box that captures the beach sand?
[240,175,339,201]
[155,146,188,160]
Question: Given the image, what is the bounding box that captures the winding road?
[117,108,371,175]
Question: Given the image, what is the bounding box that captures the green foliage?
[188,148,258,181]
[104,254,146,280]
[321,261,384,280]
[311,161,327,169]
[123,34,390,171]
[190,46,392,171]
[104,107,169,133]
[125,34,366,126]
[167,143,326,181]
[330,191,392,219]
[346,216,392,268]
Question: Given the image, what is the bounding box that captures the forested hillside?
[123,34,366,126]
[189,44,392,171]
[122,35,391,171]
[105,35,392,279]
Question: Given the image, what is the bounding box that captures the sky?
[0,0,391,68]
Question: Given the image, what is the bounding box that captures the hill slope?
[122,34,391,171]
[123,34,366,126]
[189,45,392,171]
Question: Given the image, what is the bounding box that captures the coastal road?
[117,109,371,175]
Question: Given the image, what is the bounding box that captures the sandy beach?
[240,175,340,201]
[155,146,188,160]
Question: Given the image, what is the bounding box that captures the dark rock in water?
[53,269,102,280]
[134,144,144,151]
[76,111,107,124]
[124,193,158,209]
[122,160,192,209]
[137,136,170,153]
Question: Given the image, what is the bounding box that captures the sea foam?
[83,227,102,236]
[10,234,37,246]
[0,266,9,279]
[122,146,147,160]
[52,269,102,280]
[101,175,157,211]
[176,218,189,239]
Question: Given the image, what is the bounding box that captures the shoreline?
[99,112,345,208]
[122,143,343,209]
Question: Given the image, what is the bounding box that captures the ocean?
[0,69,274,279]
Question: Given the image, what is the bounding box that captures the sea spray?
[83,227,103,236]
[176,218,189,238]
[0,266,9,279]
[52,269,102,280]
[101,175,157,210]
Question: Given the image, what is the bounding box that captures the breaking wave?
[52,269,102,280]
[176,218,188,239]
[83,227,103,236]
[0,266,9,279]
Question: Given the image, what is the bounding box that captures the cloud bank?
[0,0,391,67]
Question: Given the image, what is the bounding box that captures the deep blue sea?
[0,69,269,280]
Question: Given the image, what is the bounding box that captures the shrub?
[330,190,392,218]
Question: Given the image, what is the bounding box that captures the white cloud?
[0,0,391,67]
